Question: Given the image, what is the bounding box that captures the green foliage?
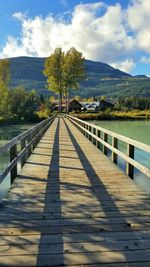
[0,59,11,86]
[7,87,40,121]
[63,47,85,112]
[43,47,85,112]
[63,47,85,92]
[43,48,64,111]
[0,59,11,118]
[117,96,150,110]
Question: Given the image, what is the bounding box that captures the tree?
[0,59,11,118]
[43,48,65,112]
[8,87,40,121]
[63,47,85,113]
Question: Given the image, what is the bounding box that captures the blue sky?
[0,0,150,76]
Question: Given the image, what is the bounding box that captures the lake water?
[0,124,34,200]
[90,120,150,193]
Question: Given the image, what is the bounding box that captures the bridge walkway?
[0,117,150,266]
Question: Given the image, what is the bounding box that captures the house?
[99,100,114,111]
[69,99,82,112]
[52,99,82,112]
[81,102,100,112]
[81,100,114,112]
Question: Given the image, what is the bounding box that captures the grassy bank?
[0,116,43,126]
[75,110,150,120]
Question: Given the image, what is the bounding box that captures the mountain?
[7,56,150,98]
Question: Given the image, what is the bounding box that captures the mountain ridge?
[2,56,150,97]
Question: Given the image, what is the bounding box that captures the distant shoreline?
[74,110,150,121]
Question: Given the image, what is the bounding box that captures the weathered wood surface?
[0,117,150,266]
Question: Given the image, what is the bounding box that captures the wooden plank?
[1,230,150,246]
[1,249,150,266]
[0,222,150,236]
[1,238,150,256]
[1,208,150,220]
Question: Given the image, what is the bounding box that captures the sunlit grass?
[75,110,150,120]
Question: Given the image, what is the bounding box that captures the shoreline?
[75,110,150,121]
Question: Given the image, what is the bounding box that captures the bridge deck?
[0,117,150,266]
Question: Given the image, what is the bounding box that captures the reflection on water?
[90,120,150,194]
[0,124,34,201]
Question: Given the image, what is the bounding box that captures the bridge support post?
[112,137,118,164]
[10,144,17,184]
[97,130,101,149]
[103,133,108,155]
[21,138,26,168]
[126,144,134,179]
[92,127,96,145]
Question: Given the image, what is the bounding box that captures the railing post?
[27,132,32,157]
[32,129,37,149]
[126,144,134,179]
[87,124,90,139]
[91,127,93,143]
[82,122,84,134]
[96,129,98,148]
[93,127,96,145]
[89,126,92,141]
[21,138,26,168]
[103,133,108,155]
[112,137,118,164]
[10,144,17,184]
[81,122,83,133]
[84,123,86,136]
[97,130,102,150]
[85,124,87,137]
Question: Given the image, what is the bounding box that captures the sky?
[0,0,150,76]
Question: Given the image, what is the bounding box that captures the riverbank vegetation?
[75,110,150,121]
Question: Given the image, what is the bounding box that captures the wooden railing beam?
[0,115,56,185]
[67,115,150,180]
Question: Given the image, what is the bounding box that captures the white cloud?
[1,36,29,57]
[0,3,134,61]
[111,58,136,73]
[141,56,150,64]
[0,0,150,74]
[127,0,150,53]
[12,12,25,21]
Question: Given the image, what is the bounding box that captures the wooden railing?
[0,115,56,185]
[67,115,150,179]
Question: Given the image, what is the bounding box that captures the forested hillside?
[8,56,150,98]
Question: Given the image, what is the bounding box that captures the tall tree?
[0,59,11,118]
[43,48,64,112]
[63,47,85,113]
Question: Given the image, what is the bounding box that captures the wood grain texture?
[0,117,150,266]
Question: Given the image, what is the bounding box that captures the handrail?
[0,115,56,185]
[66,115,150,179]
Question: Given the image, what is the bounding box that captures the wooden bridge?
[0,115,150,266]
